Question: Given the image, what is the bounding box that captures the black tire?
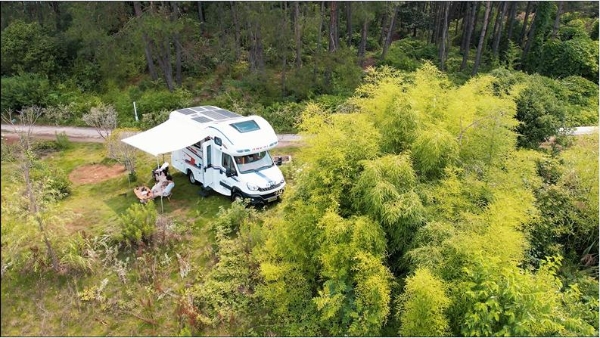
[231,191,243,203]
[188,170,197,185]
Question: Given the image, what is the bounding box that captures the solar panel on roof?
[202,110,229,120]
[192,106,207,112]
[193,116,212,123]
[179,108,196,115]
[215,109,240,118]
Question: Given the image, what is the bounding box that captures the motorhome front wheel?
[188,170,197,184]
[231,191,243,202]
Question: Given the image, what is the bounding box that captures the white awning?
[122,119,208,156]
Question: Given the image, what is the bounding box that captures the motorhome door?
[202,143,214,188]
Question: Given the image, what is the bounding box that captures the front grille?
[258,181,283,192]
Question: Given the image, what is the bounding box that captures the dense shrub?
[515,75,569,148]
[118,201,158,246]
[380,38,438,71]
[540,37,599,83]
[1,20,62,77]
[0,73,52,112]
[30,159,72,201]
[257,102,304,134]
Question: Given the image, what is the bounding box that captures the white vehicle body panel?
[169,106,286,204]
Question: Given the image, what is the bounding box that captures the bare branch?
[82,104,118,140]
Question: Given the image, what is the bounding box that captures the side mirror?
[226,168,236,177]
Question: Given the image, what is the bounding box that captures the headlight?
[280,178,285,184]
[247,182,258,191]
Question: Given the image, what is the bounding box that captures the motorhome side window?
[222,154,234,171]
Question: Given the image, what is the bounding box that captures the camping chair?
[162,181,175,201]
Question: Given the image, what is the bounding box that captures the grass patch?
[1,141,298,336]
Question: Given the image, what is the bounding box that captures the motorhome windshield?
[235,151,273,173]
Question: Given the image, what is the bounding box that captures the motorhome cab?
[169,106,285,204]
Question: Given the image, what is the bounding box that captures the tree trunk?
[454,2,464,38]
[314,1,325,84]
[294,1,302,68]
[492,1,508,59]
[381,5,399,60]
[133,1,158,81]
[317,1,325,52]
[519,1,533,47]
[460,1,471,54]
[174,34,182,87]
[249,18,265,74]
[431,2,439,44]
[461,2,476,71]
[379,7,389,46]
[328,1,339,52]
[551,1,563,38]
[358,17,368,66]
[231,2,241,60]
[281,2,288,98]
[522,4,538,61]
[346,2,353,46]
[472,1,492,76]
[161,37,175,91]
[505,1,517,42]
[439,1,450,71]
[197,1,205,34]
[472,1,482,40]
[171,2,182,87]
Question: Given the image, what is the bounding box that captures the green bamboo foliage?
[351,154,424,257]
[397,268,451,336]
[459,255,596,336]
[297,102,381,213]
[313,212,392,336]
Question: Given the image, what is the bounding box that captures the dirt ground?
[68,164,126,184]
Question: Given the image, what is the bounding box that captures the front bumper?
[241,188,284,204]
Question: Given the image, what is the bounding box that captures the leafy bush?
[118,201,157,245]
[540,37,599,83]
[31,140,61,155]
[0,137,18,162]
[211,200,257,238]
[135,88,192,120]
[1,20,61,77]
[139,109,170,130]
[0,73,52,113]
[257,102,304,134]
[30,159,72,201]
[515,75,569,148]
[381,38,438,71]
[54,131,72,150]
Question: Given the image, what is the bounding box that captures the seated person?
[151,181,168,197]
[162,180,175,197]
[153,162,170,182]
[150,179,175,199]
[154,170,167,182]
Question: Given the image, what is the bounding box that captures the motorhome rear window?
[230,120,260,133]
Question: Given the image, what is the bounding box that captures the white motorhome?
[166,106,285,204]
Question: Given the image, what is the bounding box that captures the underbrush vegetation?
[0,141,300,336]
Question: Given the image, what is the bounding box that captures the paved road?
[1,124,595,145]
[1,124,302,147]
[567,126,598,136]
